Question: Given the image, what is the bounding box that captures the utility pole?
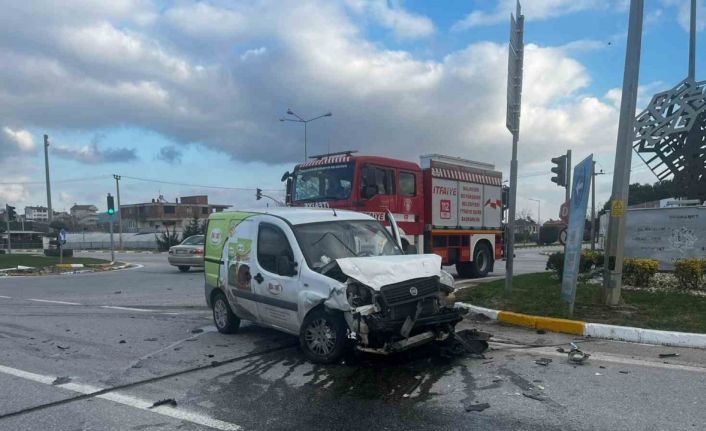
[113,174,123,250]
[603,0,644,306]
[107,193,115,262]
[504,1,524,294]
[44,135,53,222]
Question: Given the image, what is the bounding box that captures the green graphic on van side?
[228,238,252,262]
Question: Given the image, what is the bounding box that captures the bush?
[546,250,602,278]
[622,258,659,287]
[674,258,706,290]
[155,226,181,252]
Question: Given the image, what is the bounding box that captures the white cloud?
[164,2,248,40]
[661,0,706,32]
[452,0,625,30]
[0,0,625,215]
[2,127,35,153]
[345,0,434,39]
[241,47,267,61]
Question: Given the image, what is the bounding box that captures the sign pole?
[604,0,644,306]
[562,155,594,317]
[109,217,115,263]
[504,1,524,294]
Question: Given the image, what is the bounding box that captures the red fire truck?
[282,151,504,277]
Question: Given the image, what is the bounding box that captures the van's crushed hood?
[335,254,442,290]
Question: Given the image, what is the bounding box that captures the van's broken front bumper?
[347,276,466,354]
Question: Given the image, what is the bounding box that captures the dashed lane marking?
[27,299,81,305]
[100,306,156,312]
[0,364,241,430]
[0,295,12,299]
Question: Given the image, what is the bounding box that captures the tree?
[182,218,204,239]
[155,225,181,251]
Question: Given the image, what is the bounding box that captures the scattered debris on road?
[619,370,630,374]
[567,342,590,364]
[535,358,552,366]
[144,338,158,341]
[191,328,204,334]
[149,398,177,409]
[52,376,71,385]
[536,329,546,334]
[658,353,679,358]
[56,345,69,350]
[118,340,126,344]
[522,392,547,402]
[465,402,490,412]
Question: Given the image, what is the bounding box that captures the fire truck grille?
[379,277,440,306]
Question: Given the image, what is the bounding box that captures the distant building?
[514,217,539,236]
[24,206,49,221]
[70,204,98,226]
[120,195,230,233]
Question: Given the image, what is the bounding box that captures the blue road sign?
[561,154,593,306]
[58,229,67,245]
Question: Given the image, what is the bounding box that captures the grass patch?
[0,254,109,268]
[456,272,706,334]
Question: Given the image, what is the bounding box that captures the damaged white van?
[204,208,467,363]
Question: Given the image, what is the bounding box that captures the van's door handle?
[253,273,264,284]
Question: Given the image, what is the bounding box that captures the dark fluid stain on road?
[316,346,461,402]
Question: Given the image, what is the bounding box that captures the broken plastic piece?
[658,353,679,358]
[465,402,490,412]
[150,398,177,409]
[535,358,552,366]
[522,392,547,402]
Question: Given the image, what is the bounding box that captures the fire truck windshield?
[293,162,354,202]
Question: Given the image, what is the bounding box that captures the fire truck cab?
[283,151,503,278]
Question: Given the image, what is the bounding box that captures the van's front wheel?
[299,309,347,364]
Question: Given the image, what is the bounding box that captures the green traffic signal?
[107,194,115,215]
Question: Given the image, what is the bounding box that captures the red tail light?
[191,248,204,255]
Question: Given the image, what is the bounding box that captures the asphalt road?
[0,250,704,430]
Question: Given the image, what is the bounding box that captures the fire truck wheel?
[455,243,492,278]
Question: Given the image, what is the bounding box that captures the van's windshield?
[293,220,402,271]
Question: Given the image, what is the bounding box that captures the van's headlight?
[439,269,454,289]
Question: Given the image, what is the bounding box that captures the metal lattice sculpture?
[633,77,706,201]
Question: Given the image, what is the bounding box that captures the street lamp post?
[529,198,541,225]
[280,109,332,160]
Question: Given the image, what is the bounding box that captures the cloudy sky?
[1,0,704,221]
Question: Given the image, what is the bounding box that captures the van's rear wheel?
[455,243,492,278]
[212,291,240,334]
[299,309,347,364]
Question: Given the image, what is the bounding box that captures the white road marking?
[502,344,706,374]
[100,306,156,312]
[27,299,81,306]
[0,363,241,430]
[0,295,12,299]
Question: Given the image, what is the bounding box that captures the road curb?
[456,302,706,349]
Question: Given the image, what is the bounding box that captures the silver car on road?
[168,235,205,272]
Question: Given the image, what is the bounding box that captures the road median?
[455,272,706,348]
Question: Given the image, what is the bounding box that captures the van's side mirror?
[277,255,297,276]
[363,184,378,199]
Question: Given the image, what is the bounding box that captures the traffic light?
[551,155,568,187]
[256,188,262,200]
[107,194,115,215]
[5,205,16,221]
